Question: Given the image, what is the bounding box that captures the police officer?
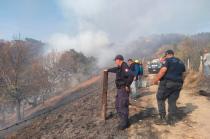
[153,50,186,125]
[106,55,134,130]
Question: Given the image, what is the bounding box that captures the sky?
[0,0,210,41]
[0,0,74,40]
[1,0,210,67]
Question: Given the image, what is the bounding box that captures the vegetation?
[155,33,210,71]
[0,38,96,125]
[1,32,210,127]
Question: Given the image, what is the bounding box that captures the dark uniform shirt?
[161,57,186,82]
[108,62,134,89]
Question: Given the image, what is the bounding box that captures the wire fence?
[0,79,114,136]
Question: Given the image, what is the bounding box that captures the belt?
[161,79,183,83]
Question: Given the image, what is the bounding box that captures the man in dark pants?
[153,50,186,125]
[106,55,134,130]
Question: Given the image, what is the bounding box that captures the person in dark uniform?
[153,50,186,125]
[106,55,134,130]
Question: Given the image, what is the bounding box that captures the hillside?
[3,74,210,139]
[1,33,210,138]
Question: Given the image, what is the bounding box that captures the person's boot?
[117,120,130,130]
[155,115,167,125]
[167,115,177,125]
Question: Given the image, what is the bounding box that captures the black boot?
[167,115,177,125]
[117,119,130,130]
[155,115,167,125]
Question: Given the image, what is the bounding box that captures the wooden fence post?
[101,70,108,121]
[199,56,204,73]
[187,58,190,70]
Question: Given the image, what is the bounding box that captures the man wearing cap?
[153,50,186,125]
[106,55,134,130]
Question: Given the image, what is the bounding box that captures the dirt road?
[6,74,210,139]
[128,85,210,139]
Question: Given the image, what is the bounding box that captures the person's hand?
[148,78,158,86]
[125,86,130,93]
[153,79,159,85]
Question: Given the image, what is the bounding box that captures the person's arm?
[122,64,134,87]
[121,64,134,92]
[107,67,118,73]
[126,71,134,86]
[153,67,167,84]
[153,60,169,85]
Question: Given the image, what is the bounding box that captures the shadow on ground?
[176,103,198,122]
[129,103,197,125]
[129,107,157,125]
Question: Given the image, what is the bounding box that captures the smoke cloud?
[48,0,210,67]
[48,31,117,67]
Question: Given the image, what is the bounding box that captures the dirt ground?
[5,74,210,139]
[0,75,101,131]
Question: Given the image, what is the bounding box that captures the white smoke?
[48,31,117,67]
[48,0,210,67]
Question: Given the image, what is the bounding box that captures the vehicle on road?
[148,59,162,74]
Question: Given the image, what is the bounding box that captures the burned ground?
[3,74,210,139]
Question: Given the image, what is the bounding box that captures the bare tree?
[0,40,32,121]
[25,58,52,105]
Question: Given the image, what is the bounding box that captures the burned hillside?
[0,39,97,129]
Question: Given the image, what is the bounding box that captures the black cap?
[128,58,133,61]
[114,54,124,61]
[165,50,174,56]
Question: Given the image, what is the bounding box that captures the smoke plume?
[48,0,210,67]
